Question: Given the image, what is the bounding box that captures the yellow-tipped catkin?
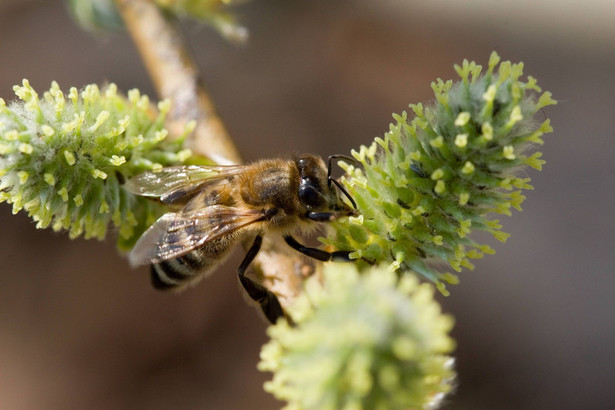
[0,80,196,249]
[325,52,556,292]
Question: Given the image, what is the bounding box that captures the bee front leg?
[284,235,352,262]
[238,235,285,324]
[305,211,356,222]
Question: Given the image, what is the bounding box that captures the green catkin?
[0,80,195,250]
[324,52,556,293]
[259,264,456,410]
[261,52,556,410]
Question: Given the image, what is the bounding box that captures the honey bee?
[125,154,357,323]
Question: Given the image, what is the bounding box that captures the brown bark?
[113,0,313,311]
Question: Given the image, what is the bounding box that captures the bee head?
[295,154,356,213]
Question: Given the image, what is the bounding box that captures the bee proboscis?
[125,154,357,323]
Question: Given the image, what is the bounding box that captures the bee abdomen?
[149,235,238,291]
[150,253,204,290]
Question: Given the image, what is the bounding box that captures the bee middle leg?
[238,235,285,324]
[283,235,352,262]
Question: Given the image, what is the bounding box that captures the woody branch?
[113,0,314,310]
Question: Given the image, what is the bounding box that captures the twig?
[114,0,241,165]
[113,0,312,311]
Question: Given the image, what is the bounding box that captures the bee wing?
[124,165,245,205]
[128,205,266,266]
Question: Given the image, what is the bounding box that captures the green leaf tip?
[326,52,556,290]
[68,0,248,43]
[0,80,195,249]
[259,263,456,410]
[67,0,124,32]
[155,0,249,44]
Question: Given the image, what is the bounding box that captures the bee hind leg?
[238,235,285,324]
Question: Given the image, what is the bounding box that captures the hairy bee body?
[126,154,355,322]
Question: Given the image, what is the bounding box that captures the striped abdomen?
[150,234,239,291]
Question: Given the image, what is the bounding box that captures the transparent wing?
[124,165,245,204]
[128,205,265,266]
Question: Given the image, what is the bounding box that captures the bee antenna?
[330,177,357,210]
[327,154,361,186]
[327,154,360,210]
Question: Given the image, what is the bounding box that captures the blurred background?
[0,0,613,408]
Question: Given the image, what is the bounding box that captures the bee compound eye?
[296,157,311,177]
[299,178,324,209]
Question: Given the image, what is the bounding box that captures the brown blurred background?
[0,0,613,409]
